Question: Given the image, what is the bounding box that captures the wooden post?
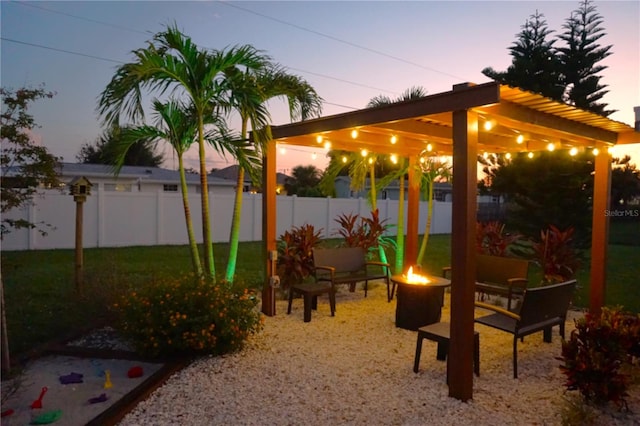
[262,139,277,316]
[589,148,611,314]
[74,197,85,297]
[448,90,478,401]
[405,155,420,272]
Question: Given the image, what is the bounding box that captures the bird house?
[69,176,93,200]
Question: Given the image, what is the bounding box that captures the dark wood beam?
[589,151,611,314]
[448,101,478,402]
[271,82,500,139]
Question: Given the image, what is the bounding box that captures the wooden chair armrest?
[366,261,391,271]
[315,265,335,273]
[475,301,521,320]
[507,278,528,289]
[442,266,452,279]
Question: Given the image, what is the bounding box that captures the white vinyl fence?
[2,189,452,251]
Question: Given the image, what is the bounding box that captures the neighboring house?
[211,164,290,194]
[55,162,236,196]
[334,176,499,203]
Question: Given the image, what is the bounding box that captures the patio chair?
[474,279,576,378]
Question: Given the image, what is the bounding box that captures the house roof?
[267,82,639,157]
[211,164,291,185]
[58,162,235,186]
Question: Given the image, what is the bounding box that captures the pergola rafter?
[255,81,640,401]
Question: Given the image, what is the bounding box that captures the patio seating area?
[118,282,639,425]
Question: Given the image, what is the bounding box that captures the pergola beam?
[478,101,618,144]
[271,82,500,139]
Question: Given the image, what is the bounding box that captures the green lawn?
[2,235,639,357]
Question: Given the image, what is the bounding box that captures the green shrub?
[112,274,263,358]
[559,306,640,409]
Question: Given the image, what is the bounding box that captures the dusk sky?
[2,0,639,174]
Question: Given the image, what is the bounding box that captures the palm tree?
[115,100,206,276]
[97,24,268,282]
[416,156,452,265]
[222,64,322,283]
[366,86,428,272]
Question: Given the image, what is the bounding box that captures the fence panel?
[2,189,453,251]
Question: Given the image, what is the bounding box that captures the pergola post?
[589,148,611,314]
[448,93,478,401]
[262,139,277,316]
[405,154,420,271]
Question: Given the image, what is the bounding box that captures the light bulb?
[316,135,323,144]
[516,134,524,144]
[390,135,397,144]
[351,129,358,139]
[361,149,368,157]
[569,147,578,156]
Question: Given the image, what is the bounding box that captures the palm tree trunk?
[198,114,216,281]
[395,165,405,274]
[369,163,389,265]
[178,154,203,276]
[417,182,434,265]
[225,119,250,284]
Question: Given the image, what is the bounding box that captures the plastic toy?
[103,370,113,389]
[31,386,48,409]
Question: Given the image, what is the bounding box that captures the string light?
[483,120,493,131]
[569,147,578,156]
[341,155,348,163]
[323,141,331,150]
[368,157,374,164]
[361,149,368,157]
[316,135,323,144]
[426,143,433,152]
[390,135,397,144]
[390,154,398,164]
[351,129,358,139]
[592,148,599,156]
[547,143,555,152]
[516,134,524,144]
[505,153,512,160]
[527,152,534,159]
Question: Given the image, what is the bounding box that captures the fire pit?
[391,267,451,331]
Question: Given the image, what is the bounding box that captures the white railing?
[2,189,452,251]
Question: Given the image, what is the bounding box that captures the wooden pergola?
[256,81,640,401]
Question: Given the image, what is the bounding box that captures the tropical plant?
[478,150,594,248]
[276,224,323,294]
[416,155,452,265]
[114,100,207,275]
[533,225,581,283]
[97,23,268,282]
[76,124,164,167]
[476,221,524,257]
[559,306,640,409]
[284,164,324,197]
[112,273,263,358]
[334,209,394,257]
[222,63,323,283]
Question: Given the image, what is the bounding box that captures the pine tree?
[482,11,564,100]
[557,0,614,116]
